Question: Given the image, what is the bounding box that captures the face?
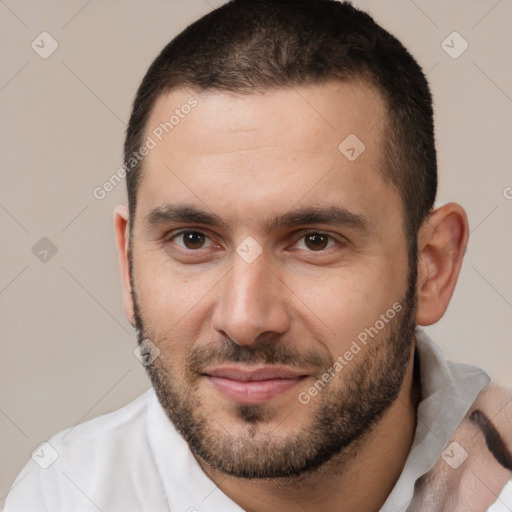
[128,81,417,478]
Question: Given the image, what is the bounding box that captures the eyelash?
[164,229,343,254]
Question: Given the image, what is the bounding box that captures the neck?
[197,346,420,512]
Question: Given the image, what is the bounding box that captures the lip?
[203,365,308,405]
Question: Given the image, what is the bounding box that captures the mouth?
[202,365,309,405]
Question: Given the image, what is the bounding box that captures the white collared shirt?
[4,329,511,511]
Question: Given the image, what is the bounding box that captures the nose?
[211,249,291,347]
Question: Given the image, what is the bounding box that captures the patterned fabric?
[408,384,512,511]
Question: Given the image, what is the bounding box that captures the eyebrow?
[144,204,369,232]
[145,205,229,229]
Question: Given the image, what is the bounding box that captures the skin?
[114,80,469,511]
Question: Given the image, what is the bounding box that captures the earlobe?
[113,204,136,327]
[415,203,469,326]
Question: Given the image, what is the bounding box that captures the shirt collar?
[380,327,490,511]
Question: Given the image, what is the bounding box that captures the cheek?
[287,264,403,352]
[132,250,219,340]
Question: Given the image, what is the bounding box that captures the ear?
[415,202,469,326]
[114,204,136,327]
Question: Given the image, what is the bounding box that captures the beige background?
[1,0,511,503]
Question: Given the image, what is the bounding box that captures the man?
[5,0,512,510]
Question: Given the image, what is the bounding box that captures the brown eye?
[303,233,330,251]
[171,231,211,250]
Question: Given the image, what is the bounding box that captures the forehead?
[136,81,401,235]
[146,80,386,156]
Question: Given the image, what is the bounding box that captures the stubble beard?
[130,248,418,480]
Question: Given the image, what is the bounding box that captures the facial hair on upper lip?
[183,336,332,383]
